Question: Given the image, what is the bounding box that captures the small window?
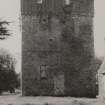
[40,65,47,79]
[37,0,43,4]
[65,0,70,5]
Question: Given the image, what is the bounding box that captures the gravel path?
[0,93,100,105]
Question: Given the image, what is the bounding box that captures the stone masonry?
[21,0,96,97]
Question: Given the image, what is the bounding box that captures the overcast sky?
[0,0,104,73]
[94,0,105,57]
[0,0,21,73]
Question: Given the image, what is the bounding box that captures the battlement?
[21,0,94,17]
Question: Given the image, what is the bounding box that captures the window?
[65,0,70,5]
[37,0,43,4]
[40,65,47,79]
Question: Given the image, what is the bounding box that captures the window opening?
[40,65,47,79]
[65,0,71,5]
[37,0,43,4]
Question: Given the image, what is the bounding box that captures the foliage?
[0,20,10,40]
[0,51,19,94]
[95,57,103,70]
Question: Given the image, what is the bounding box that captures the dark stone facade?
[21,0,96,97]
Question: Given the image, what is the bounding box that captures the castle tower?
[21,0,95,97]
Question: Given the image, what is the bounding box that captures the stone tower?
[21,0,95,97]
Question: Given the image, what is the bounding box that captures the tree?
[0,50,19,94]
[0,20,13,94]
[0,20,10,40]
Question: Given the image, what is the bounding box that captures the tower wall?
[21,0,96,97]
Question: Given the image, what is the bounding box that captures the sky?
[94,0,105,57]
[0,0,21,73]
[0,0,104,73]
